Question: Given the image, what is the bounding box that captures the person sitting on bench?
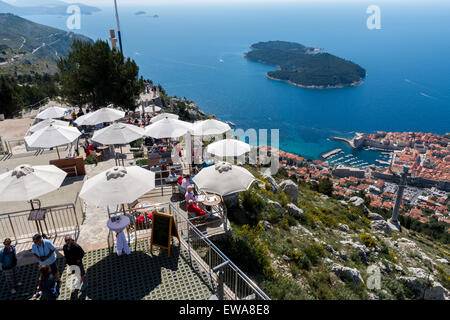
[187,200,206,222]
[185,185,197,203]
[86,143,96,157]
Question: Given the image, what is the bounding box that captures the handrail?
[165,201,270,300]
[0,202,76,217]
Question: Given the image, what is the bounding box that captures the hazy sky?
[2,0,441,6]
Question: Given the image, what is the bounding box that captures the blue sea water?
[19,1,450,164]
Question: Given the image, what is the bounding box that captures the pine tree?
[57,40,144,110]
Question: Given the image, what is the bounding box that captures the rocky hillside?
[219,167,450,300]
[0,13,92,75]
[0,1,100,16]
[153,93,209,122]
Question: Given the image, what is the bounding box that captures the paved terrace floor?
[0,239,216,300]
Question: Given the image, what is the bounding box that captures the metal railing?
[0,197,82,246]
[163,202,269,300]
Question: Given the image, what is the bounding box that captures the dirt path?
[0,118,34,139]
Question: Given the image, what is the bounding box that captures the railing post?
[235,271,238,300]
[7,214,17,243]
[212,261,229,300]
[217,270,225,300]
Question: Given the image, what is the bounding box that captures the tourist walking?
[0,238,22,294]
[63,236,87,291]
[31,234,60,283]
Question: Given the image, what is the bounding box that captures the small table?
[107,216,131,255]
[107,215,130,232]
[97,145,110,159]
[201,194,221,206]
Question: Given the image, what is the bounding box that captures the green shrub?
[359,232,378,248]
[288,242,324,271]
[130,139,142,148]
[262,276,313,300]
[308,270,334,299]
[217,223,274,279]
[136,158,148,166]
[383,278,415,300]
[133,151,144,158]
[241,190,265,219]
[84,155,98,166]
[280,217,290,230]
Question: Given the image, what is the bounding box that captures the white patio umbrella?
[191,119,231,136]
[74,107,125,126]
[0,164,67,235]
[144,117,192,139]
[73,113,91,126]
[29,118,69,133]
[36,106,68,119]
[25,124,81,159]
[0,164,67,202]
[207,139,251,157]
[150,113,179,123]
[192,162,255,196]
[92,122,144,145]
[135,105,161,114]
[92,122,144,164]
[79,166,156,211]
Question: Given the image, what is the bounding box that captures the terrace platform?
[0,239,216,300]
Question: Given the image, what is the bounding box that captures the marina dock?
[320,148,342,160]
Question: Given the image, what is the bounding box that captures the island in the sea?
[245,41,366,89]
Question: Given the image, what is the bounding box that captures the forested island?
[245,41,366,89]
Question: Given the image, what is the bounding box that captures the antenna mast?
[113,0,123,53]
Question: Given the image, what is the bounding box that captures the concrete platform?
[0,240,215,300]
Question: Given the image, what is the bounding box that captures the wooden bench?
[60,165,78,177]
[50,156,86,176]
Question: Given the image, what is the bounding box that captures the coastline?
[266,75,363,89]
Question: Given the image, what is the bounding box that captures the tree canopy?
[0,74,59,118]
[57,40,144,111]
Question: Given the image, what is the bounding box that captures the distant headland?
[245,41,366,89]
